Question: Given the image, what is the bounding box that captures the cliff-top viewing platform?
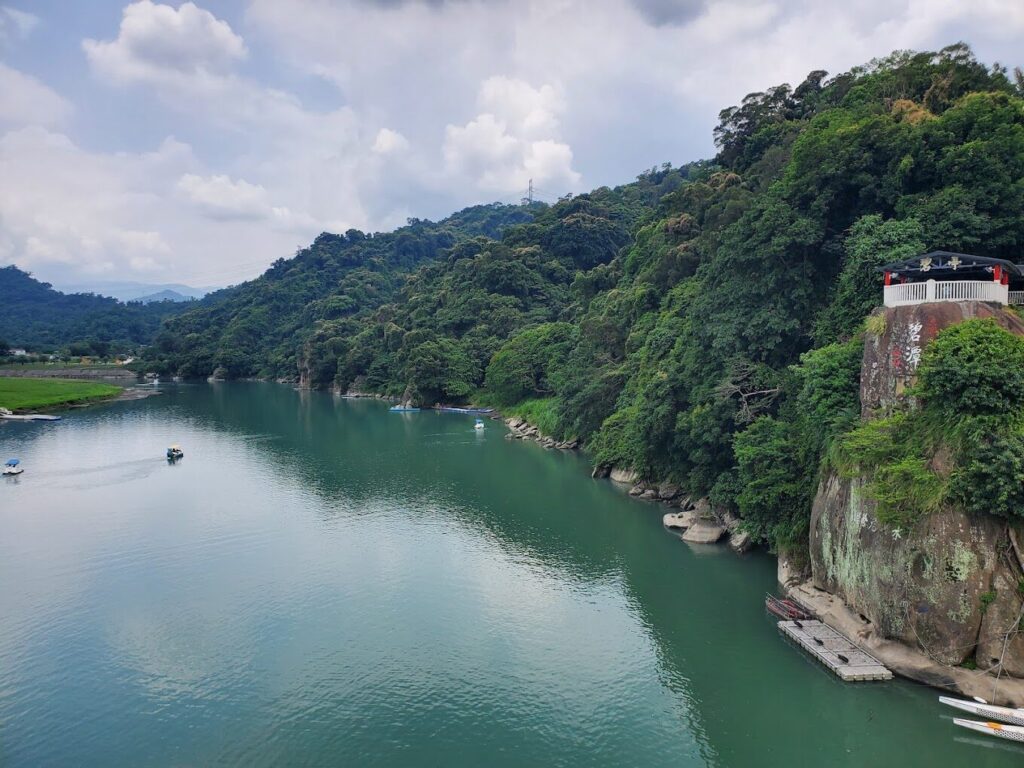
[880,251,1024,308]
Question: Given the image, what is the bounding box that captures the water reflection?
[0,383,1021,767]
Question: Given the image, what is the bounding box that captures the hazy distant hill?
[135,289,194,304]
[54,280,213,302]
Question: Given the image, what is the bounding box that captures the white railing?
[884,280,1009,307]
[1011,291,1024,306]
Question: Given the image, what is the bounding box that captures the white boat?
[166,445,184,460]
[474,418,485,431]
[953,718,1024,743]
[940,696,1024,726]
[3,458,23,475]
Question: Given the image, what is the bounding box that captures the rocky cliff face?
[809,302,1024,673]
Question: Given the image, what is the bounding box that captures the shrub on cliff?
[951,431,1024,520]
[917,319,1024,417]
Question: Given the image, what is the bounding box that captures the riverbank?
[7,382,1004,766]
[500,405,1024,705]
[787,578,1024,706]
[0,377,123,412]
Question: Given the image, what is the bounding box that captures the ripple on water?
[1,386,1023,767]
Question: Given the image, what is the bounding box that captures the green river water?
[0,382,1020,766]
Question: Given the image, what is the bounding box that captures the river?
[0,382,1019,766]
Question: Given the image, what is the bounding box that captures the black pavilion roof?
[877,251,1024,278]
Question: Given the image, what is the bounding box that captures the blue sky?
[1,0,1022,288]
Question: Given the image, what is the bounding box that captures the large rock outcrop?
[809,301,1024,676]
[860,301,1024,418]
[810,472,1016,665]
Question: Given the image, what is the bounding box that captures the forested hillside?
[0,266,190,352]
[146,44,1024,556]
[146,203,540,378]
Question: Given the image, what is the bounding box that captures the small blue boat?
[389,405,420,412]
[3,458,23,476]
[474,418,485,431]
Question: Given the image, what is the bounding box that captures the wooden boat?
[940,696,1024,726]
[953,718,1024,743]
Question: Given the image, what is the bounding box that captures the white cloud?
[0,63,72,127]
[177,173,271,221]
[0,128,322,284]
[247,0,1024,179]
[372,127,409,155]
[83,0,246,84]
[176,172,321,233]
[0,5,38,45]
[4,0,1024,286]
[444,77,580,193]
[0,128,186,276]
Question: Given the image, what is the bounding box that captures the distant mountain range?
[134,289,194,304]
[52,280,215,303]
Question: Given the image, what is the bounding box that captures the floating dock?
[779,620,892,681]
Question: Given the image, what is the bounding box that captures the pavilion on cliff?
[878,251,1024,308]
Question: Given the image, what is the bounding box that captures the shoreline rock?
[609,467,638,484]
[663,510,695,529]
[681,520,727,544]
[502,417,578,450]
[787,577,1024,707]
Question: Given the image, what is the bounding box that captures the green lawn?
[0,377,122,412]
[0,362,123,371]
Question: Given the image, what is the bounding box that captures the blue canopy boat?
[3,458,23,476]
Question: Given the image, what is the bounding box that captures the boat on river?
[940,696,1024,726]
[0,408,61,421]
[953,718,1024,743]
[167,445,184,460]
[474,418,485,431]
[3,458,23,475]
[389,405,420,412]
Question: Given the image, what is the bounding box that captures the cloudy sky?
[1,0,1022,289]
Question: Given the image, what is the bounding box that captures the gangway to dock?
[778,619,892,681]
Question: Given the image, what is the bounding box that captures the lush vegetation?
[144,45,1024,554]
[0,377,122,411]
[144,203,541,380]
[0,266,189,353]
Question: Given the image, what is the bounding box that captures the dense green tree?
[814,215,925,344]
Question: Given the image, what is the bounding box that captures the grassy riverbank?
[0,377,122,412]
